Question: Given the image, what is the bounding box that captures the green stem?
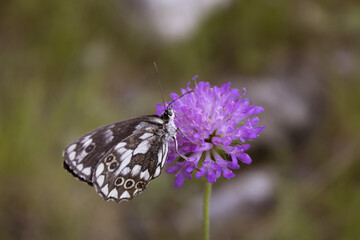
[203,182,212,240]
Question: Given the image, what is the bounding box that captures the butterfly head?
[161,107,175,121]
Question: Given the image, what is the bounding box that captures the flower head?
[156,81,264,187]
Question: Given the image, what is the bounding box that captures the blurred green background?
[1,0,360,239]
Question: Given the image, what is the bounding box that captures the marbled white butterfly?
[62,106,185,202]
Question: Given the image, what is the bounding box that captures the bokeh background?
[1,0,360,239]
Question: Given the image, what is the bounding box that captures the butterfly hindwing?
[93,127,169,202]
[63,116,162,184]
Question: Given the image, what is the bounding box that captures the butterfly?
[62,106,184,203]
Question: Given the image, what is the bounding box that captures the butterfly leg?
[172,135,200,171]
[176,128,203,146]
[174,108,191,117]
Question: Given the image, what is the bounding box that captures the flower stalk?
[203,182,212,240]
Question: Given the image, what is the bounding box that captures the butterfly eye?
[85,143,95,153]
[166,109,173,117]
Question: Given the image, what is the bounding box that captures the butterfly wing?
[63,116,161,184]
[92,127,169,202]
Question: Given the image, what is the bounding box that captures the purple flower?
[156,81,265,187]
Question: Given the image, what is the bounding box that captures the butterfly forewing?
[93,128,169,202]
[63,116,163,184]
[63,113,176,202]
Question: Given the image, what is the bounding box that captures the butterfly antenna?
[168,90,194,107]
[153,62,167,108]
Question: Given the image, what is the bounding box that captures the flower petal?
[166,163,182,174]
[222,136,232,146]
[174,170,186,188]
[206,169,217,183]
[237,152,252,164]
[222,168,235,178]
[212,137,222,146]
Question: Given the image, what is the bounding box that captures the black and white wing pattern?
[93,127,169,202]
[63,110,177,202]
[63,117,151,184]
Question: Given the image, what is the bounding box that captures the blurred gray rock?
[241,79,313,146]
[122,0,232,42]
